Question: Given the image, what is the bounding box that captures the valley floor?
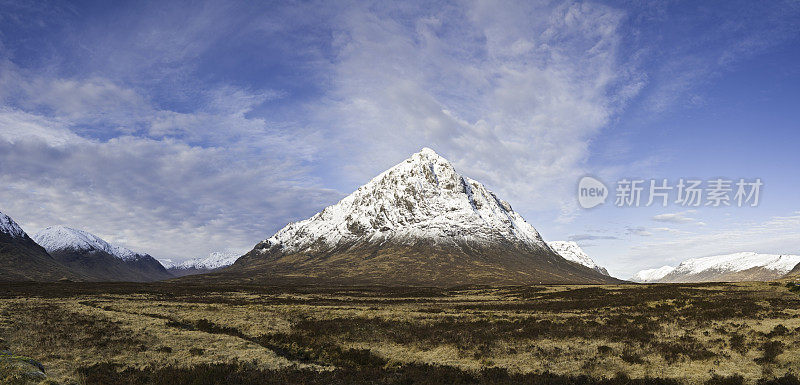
[1,282,800,384]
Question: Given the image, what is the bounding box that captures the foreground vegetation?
[1,281,799,384]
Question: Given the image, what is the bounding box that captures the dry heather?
[1,282,799,384]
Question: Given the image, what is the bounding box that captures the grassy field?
[1,281,800,384]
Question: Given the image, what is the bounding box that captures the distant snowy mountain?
[161,251,242,277]
[0,211,84,281]
[631,266,675,283]
[633,252,800,283]
[180,251,241,270]
[193,148,620,286]
[34,226,140,261]
[32,226,172,282]
[546,241,609,276]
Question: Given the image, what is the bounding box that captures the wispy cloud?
[568,234,619,242]
[0,59,337,259]
[629,211,800,262]
[626,226,652,237]
[652,210,705,225]
[314,1,641,217]
[628,1,800,115]
[0,109,340,258]
[2,0,798,264]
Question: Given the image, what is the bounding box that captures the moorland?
[2,281,800,384]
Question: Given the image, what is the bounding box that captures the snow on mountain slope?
[631,266,675,282]
[547,241,609,276]
[633,252,800,283]
[32,226,140,261]
[0,211,26,239]
[170,251,242,270]
[670,252,800,277]
[258,148,548,255]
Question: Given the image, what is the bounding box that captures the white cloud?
[651,227,690,235]
[652,210,704,225]
[0,5,341,261]
[0,107,82,146]
[626,226,652,237]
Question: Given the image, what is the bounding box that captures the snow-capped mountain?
[34,226,141,261]
[631,266,675,283]
[161,251,242,277]
[546,241,609,276]
[203,148,620,286]
[259,148,548,254]
[0,211,26,239]
[179,251,241,270]
[0,211,83,281]
[32,226,172,282]
[633,252,800,283]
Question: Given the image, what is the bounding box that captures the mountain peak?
[192,148,620,286]
[377,147,458,185]
[32,226,140,261]
[412,147,444,160]
[258,148,545,255]
[0,211,87,282]
[0,211,27,239]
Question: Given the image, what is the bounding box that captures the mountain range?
[192,148,620,286]
[632,252,800,283]
[160,251,242,277]
[6,148,795,286]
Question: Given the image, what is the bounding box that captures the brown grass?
[1,282,799,384]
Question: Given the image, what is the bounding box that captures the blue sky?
[1,0,798,278]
